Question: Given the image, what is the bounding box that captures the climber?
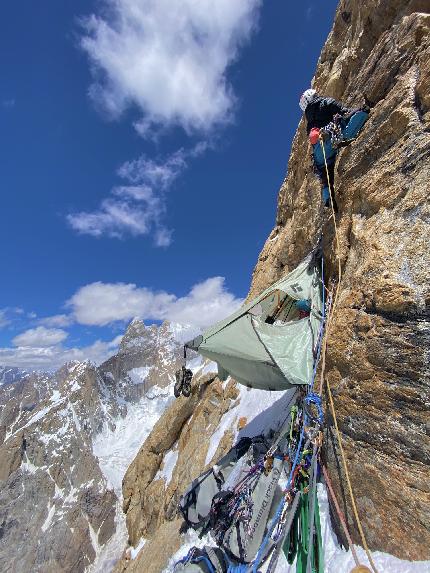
[299,88,370,211]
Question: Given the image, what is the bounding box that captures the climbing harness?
[320,116,344,149]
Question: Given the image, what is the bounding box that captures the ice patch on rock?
[155,447,178,486]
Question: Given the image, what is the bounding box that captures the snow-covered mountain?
[0,319,192,573]
[0,366,28,386]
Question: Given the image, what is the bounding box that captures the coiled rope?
[318,135,378,573]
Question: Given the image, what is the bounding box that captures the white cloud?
[0,337,121,371]
[154,227,172,248]
[12,326,68,348]
[118,150,187,188]
[74,0,262,244]
[38,314,74,328]
[0,307,28,328]
[80,0,262,135]
[67,193,161,239]
[67,145,205,244]
[0,274,241,370]
[68,276,243,330]
[0,310,10,329]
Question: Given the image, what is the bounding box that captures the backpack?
[179,436,270,534]
[211,455,285,564]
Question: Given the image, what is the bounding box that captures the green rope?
[283,482,324,573]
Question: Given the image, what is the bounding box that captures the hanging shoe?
[174,366,193,398]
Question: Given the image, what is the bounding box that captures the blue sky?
[0,0,338,369]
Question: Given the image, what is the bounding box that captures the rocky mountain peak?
[0,313,190,572]
[119,318,148,353]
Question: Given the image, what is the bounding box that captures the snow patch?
[87,519,101,559]
[168,322,201,345]
[69,402,82,432]
[205,385,289,465]
[89,384,175,572]
[50,390,61,403]
[93,386,174,495]
[41,504,56,533]
[155,447,178,485]
[22,453,39,475]
[187,356,217,377]
[86,502,129,573]
[127,366,152,385]
[129,537,146,560]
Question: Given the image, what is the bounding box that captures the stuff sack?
[213,456,285,563]
[179,435,269,534]
[173,546,227,573]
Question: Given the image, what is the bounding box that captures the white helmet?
[299,89,316,111]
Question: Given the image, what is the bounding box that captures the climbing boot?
[174,366,193,398]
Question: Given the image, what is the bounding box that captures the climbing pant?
[312,110,369,208]
[343,110,368,140]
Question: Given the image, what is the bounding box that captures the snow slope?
[88,384,175,572]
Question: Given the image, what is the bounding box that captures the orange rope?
[322,464,360,567]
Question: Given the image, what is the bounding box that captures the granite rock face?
[249,0,430,560]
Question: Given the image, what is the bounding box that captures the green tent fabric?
[186,253,323,391]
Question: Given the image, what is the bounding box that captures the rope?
[305,444,319,573]
[324,373,379,573]
[317,135,379,573]
[317,133,342,397]
[309,254,327,392]
[321,464,360,568]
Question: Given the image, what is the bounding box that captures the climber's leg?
[343,111,369,140]
[313,141,338,211]
[313,139,336,167]
[322,186,330,207]
[319,162,338,212]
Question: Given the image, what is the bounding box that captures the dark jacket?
[305,95,353,134]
